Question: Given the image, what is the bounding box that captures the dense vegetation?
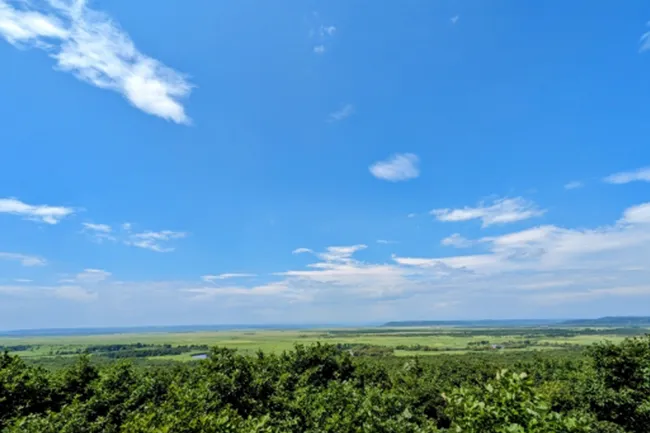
[2,335,650,432]
[51,343,210,359]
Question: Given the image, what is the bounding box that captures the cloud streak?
[369,153,420,182]
[127,230,188,253]
[328,104,354,122]
[202,273,256,283]
[564,181,584,190]
[0,0,192,123]
[641,23,650,52]
[5,202,650,324]
[604,166,650,184]
[431,197,544,227]
[441,233,473,248]
[0,252,46,266]
[82,222,116,242]
[0,197,75,224]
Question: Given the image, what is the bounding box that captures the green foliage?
[2,336,650,432]
[0,352,53,430]
[444,369,590,432]
[585,335,650,433]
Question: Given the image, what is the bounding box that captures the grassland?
[2,326,645,364]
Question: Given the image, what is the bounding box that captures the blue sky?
[1,0,650,329]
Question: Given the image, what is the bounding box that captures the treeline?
[51,343,209,358]
[335,343,394,356]
[2,336,650,432]
[0,345,32,352]
[326,327,647,339]
[394,340,583,352]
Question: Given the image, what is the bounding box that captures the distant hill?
[559,316,650,327]
[382,317,650,328]
[381,319,561,328]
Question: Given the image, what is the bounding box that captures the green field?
[2,326,644,364]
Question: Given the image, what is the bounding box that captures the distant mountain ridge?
[381,316,650,328]
[560,316,650,327]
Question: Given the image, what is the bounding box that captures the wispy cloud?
[292,247,313,254]
[604,166,650,184]
[328,104,354,122]
[0,0,67,43]
[641,23,650,52]
[0,197,75,224]
[53,285,97,301]
[369,153,420,182]
[376,239,398,245]
[564,181,584,190]
[431,197,544,227]
[81,222,188,252]
[7,201,650,322]
[309,16,336,54]
[75,268,111,283]
[82,222,116,242]
[441,233,473,248]
[82,222,110,232]
[0,252,46,266]
[127,230,187,253]
[0,0,192,123]
[320,25,336,36]
[450,15,459,24]
[202,273,256,283]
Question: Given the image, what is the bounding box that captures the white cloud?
[320,25,336,36]
[328,104,354,122]
[82,222,116,242]
[369,153,420,182]
[201,273,256,283]
[0,197,75,224]
[79,222,188,252]
[621,202,650,224]
[641,24,650,52]
[398,202,650,280]
[313,44,325,54]
[6,201,650,323]
[53,285,97,301]
[564,181,584,190]
[376,239,397,245]
[0,0,67,43]
[185,281,291,300]
[82,222,110,232]
[0,0,192,123]
[317,244,367,263]
[604,166,650,184]
[127,230,187,252]
[14,278,32,283]
[431,197,544,227]
[0,252,46,266]
[292,247,313,254]
[441,233,473,248]
[75,268,111,283]
[276,244,410,300]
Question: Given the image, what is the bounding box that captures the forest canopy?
[1,336,650,432]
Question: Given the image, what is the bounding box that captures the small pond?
[191,353,208,360]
